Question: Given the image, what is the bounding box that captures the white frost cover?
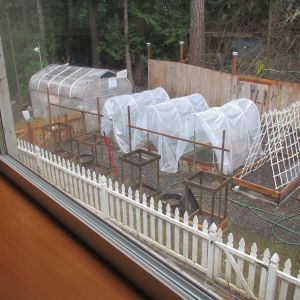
[101,87,169,152]
[177,98,260,175]
[133,94,208,172]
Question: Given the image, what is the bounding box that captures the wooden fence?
[18,139,300,300]
[148,59,300,113]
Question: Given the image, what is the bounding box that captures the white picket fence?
[17,139,300,300]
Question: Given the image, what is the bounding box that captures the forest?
[0,0,299,105]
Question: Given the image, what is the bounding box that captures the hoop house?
[177,98,260,175]
[133,94,208,172]
[101,87,169,152]
[29,64,132,132]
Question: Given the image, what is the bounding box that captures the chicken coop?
[29,64,132,132]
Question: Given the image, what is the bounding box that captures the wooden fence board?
[148,60,300,112]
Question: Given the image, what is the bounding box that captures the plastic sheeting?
[101,87,169,152]
[176,98,260,175]
[132,94,208,172]
[29,64,132,132]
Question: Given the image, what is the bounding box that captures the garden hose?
[227,197,300,246]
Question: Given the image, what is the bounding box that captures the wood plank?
[232,177,280,199]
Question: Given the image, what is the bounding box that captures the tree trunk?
[124,0,134,88]
[89,0,100,67]
[189,0,205,66]
[36,0,45,42]
[266,0,277,58]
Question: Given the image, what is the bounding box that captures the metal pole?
[38,41,43,69]
[47,87,52,125]
[127,106,133,181]
[179,41,184,63]
[193,130,196,172]
[97,97,104,166]
[129,124,230,152]
[220,130,226,176]
[231,51,238,76]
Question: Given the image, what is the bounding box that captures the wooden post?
[27,122,33,144]
[146,42,151,60]
[220,130,225,176]
[231,51,238,76]
[179,41,184,63]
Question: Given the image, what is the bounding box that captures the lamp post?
[34,42,43,69]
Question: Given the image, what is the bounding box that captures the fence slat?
[247,243,257,292]
[278,259,291,300]
[294,269,300,300]
[201,220,208,268]
[225,233,233,283]
[236,238,245,288]
[128,187,134,229]
[142,194,148,237]
[115,181,121,221]
[174,208,180,254]
[183,212,189,259]
[157,201,163,245]
[121,184,127,226]
[192,216,198,263]
[214,228,223,278]
[166,205,171,250]
[135,190,141,233]
[150,197,155,241]
[265,253,280,300]
[207,223,217,279]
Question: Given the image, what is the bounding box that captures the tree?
[123,0,134,87]
[89,0,100,67]
[189,0,205,66]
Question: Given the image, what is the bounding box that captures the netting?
[132,94,208,172]
[176,98,260,175]
[240,101,300,190]
[29,64,132,132]
[101,87,169,152]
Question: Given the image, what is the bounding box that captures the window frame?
[0,34,218,300]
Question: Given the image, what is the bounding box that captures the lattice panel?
[240,101,300,190]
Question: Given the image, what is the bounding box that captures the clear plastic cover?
[132,94,208,172]
[176,98,260,175]
[101,87,169,152]
[29,64,132,132]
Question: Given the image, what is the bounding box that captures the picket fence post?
[207,223,217,279]
[35,145,42,175]
[265,253,279,300]
[100,176,109,217]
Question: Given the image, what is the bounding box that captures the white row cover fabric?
[132,94,208,172]
[177,98,260,175]
[101,87,169,152]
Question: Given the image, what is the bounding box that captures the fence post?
[265,253,279,300]
[179,41,184,63]
[207,223,217,279]
[35,145,42,175]
[146,42,151,60]
[100,175,109,217]
[231,51,238,76]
